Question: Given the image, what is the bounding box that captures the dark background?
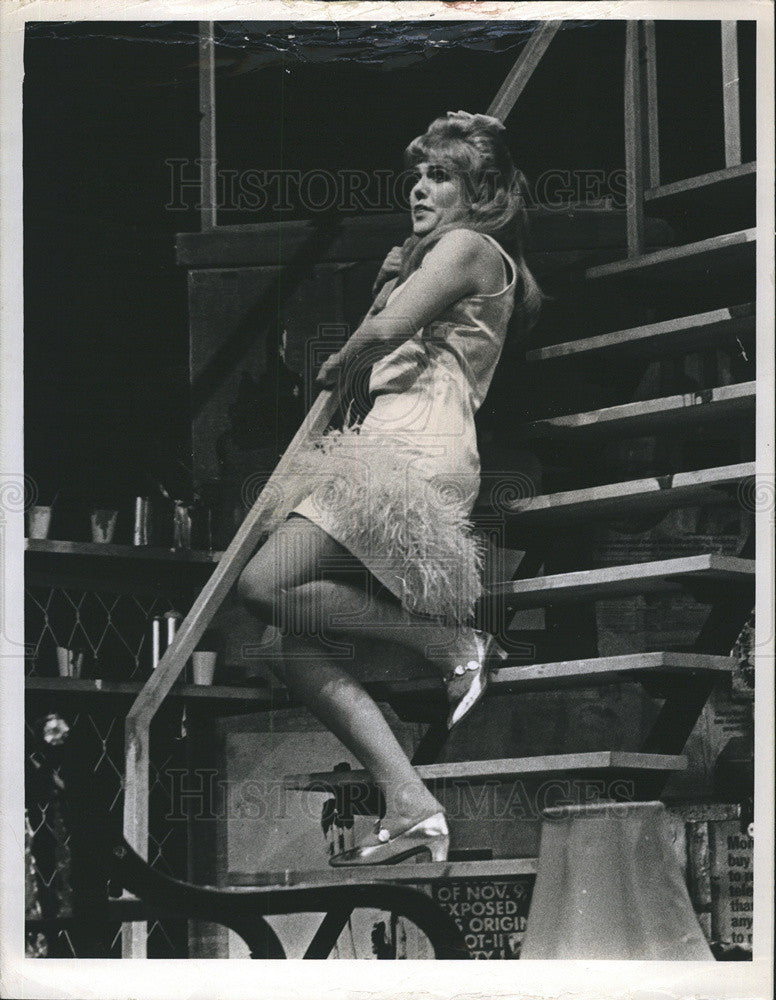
[23,20,755,530]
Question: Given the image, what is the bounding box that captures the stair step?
[644,163,756,221]
[516,381,755,442]
[504,463,754,527]
[381,652,735,700]
[284,751,687,791]
[228,857,538,889]
[526,303,755,364]
[584,228,755,283]
[490,652,735,691]
[485,553,754,611]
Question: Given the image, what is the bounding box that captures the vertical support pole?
[121,730,149,957]
[643,21,660,188]
[721,21,742,167]
[624,21,646,257]
[199,21,217,230]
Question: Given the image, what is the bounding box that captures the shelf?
[516,381,755,442]
[25,676,281,708]
[526,303,755,364]
[25,539,223,564]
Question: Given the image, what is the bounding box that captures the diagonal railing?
[121,389,340,955]
[121,20,561,957]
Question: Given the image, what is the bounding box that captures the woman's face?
[409,161,470,236]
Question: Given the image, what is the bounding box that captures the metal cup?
[56,646,84,678]
[133,496,152,546]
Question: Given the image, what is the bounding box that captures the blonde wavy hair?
[398,110,542,328]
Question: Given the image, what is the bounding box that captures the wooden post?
[624,21,646,257]
[643,21,660,188]
[721,22,742,167]
[487,22,561,122]
[199,21,217,230]
[120,736,149,957]
[121,388,341,956]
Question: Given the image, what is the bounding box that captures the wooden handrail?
[121,387,341,955]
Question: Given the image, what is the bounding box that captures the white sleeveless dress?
[260,231,518,624]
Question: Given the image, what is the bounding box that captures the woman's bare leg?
[237,516,446,831]
[239,515,481,677]
[279,633,441,832]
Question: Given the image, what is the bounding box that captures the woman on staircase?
[237,111,541,865]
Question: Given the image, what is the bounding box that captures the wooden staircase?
[274,169,756,913]
[115,20,757,959]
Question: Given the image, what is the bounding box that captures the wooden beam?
[199,21,217,230]
[721,22,742,167]
[487,22,561,122]
[643,21,660,187]
[642,674,718,755]
[624,21,646,256]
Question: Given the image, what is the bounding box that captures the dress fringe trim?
[256,420,485,624]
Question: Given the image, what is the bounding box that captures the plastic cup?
[56,646,84,679]
[191,651,217,686]
[90,508,118,543]
[27,505,52,539]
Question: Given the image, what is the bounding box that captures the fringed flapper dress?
[259,231,518,624]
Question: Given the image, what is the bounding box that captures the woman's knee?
[236,559,276,622]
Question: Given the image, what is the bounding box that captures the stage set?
[23,18,756,960]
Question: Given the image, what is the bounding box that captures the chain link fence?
[25,580,197,957]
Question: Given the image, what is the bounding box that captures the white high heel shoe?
[329,812,449,866]
[444,630,508,730]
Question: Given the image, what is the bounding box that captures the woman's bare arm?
[317,230,503,385]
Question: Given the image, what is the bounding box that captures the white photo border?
[1,1,773,997]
